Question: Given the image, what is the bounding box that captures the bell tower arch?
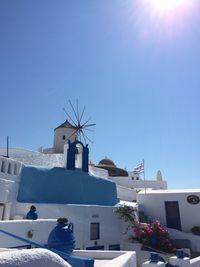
[66,141,89,172]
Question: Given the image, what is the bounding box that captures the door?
[165,201,182,230]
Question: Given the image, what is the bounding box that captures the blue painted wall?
[17,166,118,206]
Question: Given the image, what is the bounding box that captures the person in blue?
[26,205,38,220]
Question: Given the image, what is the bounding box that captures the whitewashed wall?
[0,156,23,209]
[168,228,200,253]
[0,248,71,267]
[12,204,123,250]
[0,156,22,179]
[89,166,109,179]
[0,220,56,248]
[73,251,137,267]
[53,128,76,153]
[117,185,137,202]
[109,177,167,190]
[137,190,200,232]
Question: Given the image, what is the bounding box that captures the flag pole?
[143,159,146,193]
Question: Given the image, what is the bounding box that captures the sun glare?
[129,0,195,43]
[151,0,187,11]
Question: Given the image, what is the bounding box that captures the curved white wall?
[0,248,71,267]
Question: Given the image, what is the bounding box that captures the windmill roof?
[54,120,76,131]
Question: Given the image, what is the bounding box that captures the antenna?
[6,136,9,158]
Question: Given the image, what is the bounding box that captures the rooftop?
[138,188,200,194]
[0,148,64,167]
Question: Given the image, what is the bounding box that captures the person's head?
[30,205,36,211]
[57,217,68,224]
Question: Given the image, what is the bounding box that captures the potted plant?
[115,205,176,253]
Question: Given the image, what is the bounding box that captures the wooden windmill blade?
[63,100,96,145]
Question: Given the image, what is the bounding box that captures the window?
[86,245,104,250]
[90,223,100,240]
[109,244,120,250]
[1,161,5,173]
[62,135,66,140]
[8,163,12,174]
[14,164,18,175]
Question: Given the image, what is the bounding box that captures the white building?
[137,189,200,233]
[42,120,77,154]
[90,161,167,202]
[2,119,200,255]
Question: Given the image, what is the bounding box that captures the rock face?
[0,248,71,267]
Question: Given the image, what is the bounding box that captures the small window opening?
[62,135,66,140]
[14,164,18,175]
[90,223,100,240]
[1,161,5,173]
[8,163,12,174]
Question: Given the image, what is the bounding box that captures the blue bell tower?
[66,141,89,172]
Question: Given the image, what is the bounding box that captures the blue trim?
[67,141,76,170]
[82,145,89,172]
[67,141,89,172]
[0,228,95,266]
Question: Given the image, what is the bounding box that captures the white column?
[63,143,69,168]
[3,203,11,220]
[75,145,83,169]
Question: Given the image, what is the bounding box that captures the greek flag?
[134,162,144,174]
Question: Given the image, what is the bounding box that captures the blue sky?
[0,0,200,189]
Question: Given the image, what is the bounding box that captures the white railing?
[73,250,137,267]
[142,251,200,267]
[190,256,200,267]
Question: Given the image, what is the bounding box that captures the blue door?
[165,201,182,230]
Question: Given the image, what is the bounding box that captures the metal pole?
[6,136,9,158]
[143,159,146,193]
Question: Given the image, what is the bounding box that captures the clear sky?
[0,0,200,189]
